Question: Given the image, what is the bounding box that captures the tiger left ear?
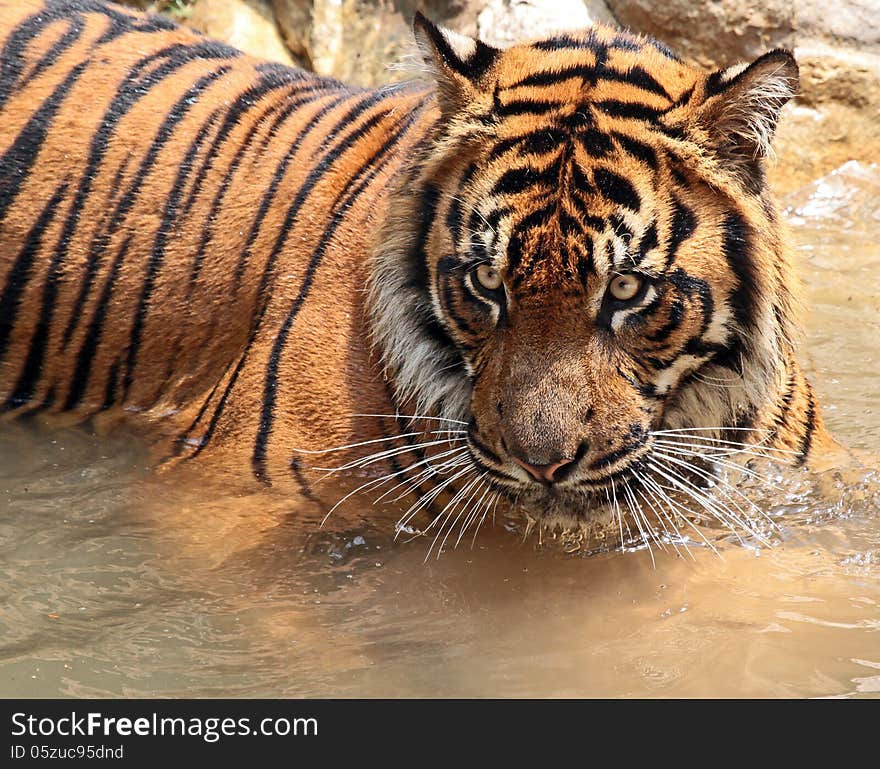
[697,49,799,179]
[412,11,499,118]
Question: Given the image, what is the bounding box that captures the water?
[1,161,879,698]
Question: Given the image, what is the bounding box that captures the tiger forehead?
[485,220,663,293]
[459,151,670,288]
[492,29,699,104]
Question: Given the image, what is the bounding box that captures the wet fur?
[0,1,840,533]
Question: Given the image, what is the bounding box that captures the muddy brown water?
[1,161,878,698]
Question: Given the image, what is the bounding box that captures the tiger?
[0,0,845,546]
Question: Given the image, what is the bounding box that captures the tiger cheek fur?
[0,1,844,532]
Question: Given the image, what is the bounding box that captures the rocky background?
[116,0,878,194]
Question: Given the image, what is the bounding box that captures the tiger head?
[369,14,801,526]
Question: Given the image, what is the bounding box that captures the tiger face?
[371,15,802,526]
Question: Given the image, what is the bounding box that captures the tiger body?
[0,0,422,484]
[0,0,841,533]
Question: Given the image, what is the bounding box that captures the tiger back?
[0,0,423,485]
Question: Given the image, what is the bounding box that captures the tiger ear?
[412,11,499,118]
[697,49,799,180]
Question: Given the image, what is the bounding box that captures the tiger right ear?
[696,49,799,183]
[413,11,499,118]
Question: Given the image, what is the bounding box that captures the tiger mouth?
[466,440,654,503]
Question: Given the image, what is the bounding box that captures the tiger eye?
[475,264,503,291]
[608,273,643,302]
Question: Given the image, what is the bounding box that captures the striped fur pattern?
[0,1,839,536]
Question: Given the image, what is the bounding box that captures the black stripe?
[512,65,599,89]
[0,180,69,363]
[514,63,671,101]
[65,65,228,351]
[721,211,757,332]
[493,164,558,196]
[289,457,319,502]
[612,132,658,170]
[665,268,715,336]
[101,357,120,411]
[232,93,389,284]
[251,112,419,482]
[493,98,567,117]
[256,82,335,152]
[62,50,237,349]
[645,298,684,342]
[64,234,132,410]
[18,14,86,90]
[179,69,314,218]
[797,385,816,466]
[0,3,98,109]
[446,162,477,248]
[568,192,604,231]
[593,167,641,211]
[0,62,86,225]
[635,221,658,263]
[768,364,798,444]
[532,34,602,52]
[406,182,440,292]
[575,236,594,283]
[664,196,696,268]
[441,280,479,336]
[66,73,223,410]
[595,100,662,122]
[196,92,349,290]
[606,65,671,100]
[577,128,613,158]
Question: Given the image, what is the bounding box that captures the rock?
[269,1,615,86]
[605,0,796,69]
[269,1,418,86]
[473,0,617,47]
[770,44,880,195]
[186,0,297,66]
[797,0,880,50]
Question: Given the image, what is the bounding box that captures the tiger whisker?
[455,477,493,549]
[470,491,500,549]
[351,413,469,425]
[610,477,634,551]
[648,458,771,547]
[605,485,626,551]
[312,437,466,475]
[639,473,722,558]
[654,444,785,490]
[425,472,483,560]
[652,437,794,464]
[691,373,742,390]
[621,480,657,564]
[653,448,778,530]
[441,472,488,553]
[395,465,473,538]
[650,459,751,545]
[292,431,430,456]
[324,446,470,527]
[652,431,799,456]
[634,482,692,560]
[373,451,467,505]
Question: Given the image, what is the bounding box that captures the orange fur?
[0,1,841,535]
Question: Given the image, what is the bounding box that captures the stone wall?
[117,0,880,193]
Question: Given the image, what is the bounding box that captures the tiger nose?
[511,455,575,484]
